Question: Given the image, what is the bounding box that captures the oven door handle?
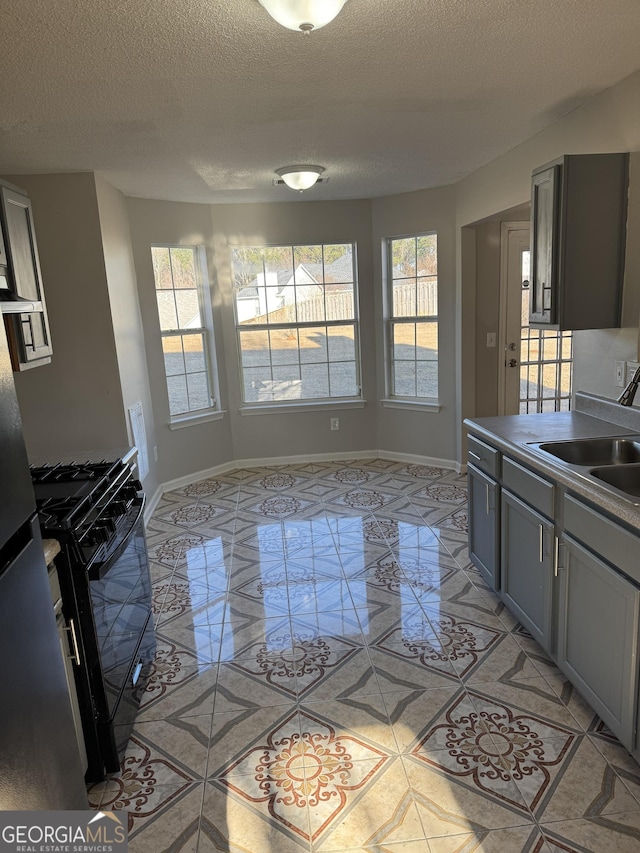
[87,495,146,581]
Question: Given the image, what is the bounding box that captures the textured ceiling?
[1,0,639,203]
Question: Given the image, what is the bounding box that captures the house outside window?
[151,245,217,420]
[231,243,361,404]
[386,233,438,400]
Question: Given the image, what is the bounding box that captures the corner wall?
[6,172,129,459]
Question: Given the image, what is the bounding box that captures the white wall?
[455,68,640,455]
[94,175,160,495]
[370,186,457,463]
[126,197,378,479]
[6,173,130,459]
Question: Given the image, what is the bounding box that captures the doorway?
[499,223,573,415]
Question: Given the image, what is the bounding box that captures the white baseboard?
[148,449,461,513]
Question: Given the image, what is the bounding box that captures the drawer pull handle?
[553,536,559,577]
[486,483,490,515]
[64,619,81,666]
[539,524,544,563]
[469,451,482,461]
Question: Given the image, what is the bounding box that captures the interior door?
[499,223,573,415]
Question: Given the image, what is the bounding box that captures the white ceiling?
[1,0,639,204]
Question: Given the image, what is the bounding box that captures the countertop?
[464,410,640,533]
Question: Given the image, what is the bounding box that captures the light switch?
[486,332,496,348]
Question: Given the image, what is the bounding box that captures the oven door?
[88,498,155,725]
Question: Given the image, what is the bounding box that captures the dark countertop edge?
[463,412,640,534]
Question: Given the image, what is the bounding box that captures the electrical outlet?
[615,361,625,386]
[330,418,340,431]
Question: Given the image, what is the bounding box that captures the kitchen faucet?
[617,366,640,406]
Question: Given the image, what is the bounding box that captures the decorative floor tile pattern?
[88,459,640,852]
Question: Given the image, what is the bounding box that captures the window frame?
[384,232,439,406]
[150,243,221,425]
[231,242,363,410]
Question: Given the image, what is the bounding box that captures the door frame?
[498,221,529,415]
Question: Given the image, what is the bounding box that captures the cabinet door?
[468,463,500,591]
[529,164,560,325]
[1,187,53,367]
[501,489,553,650]
[557,535,639,751]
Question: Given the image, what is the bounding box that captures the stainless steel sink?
[535,436,640,467]
[589,464,640,499]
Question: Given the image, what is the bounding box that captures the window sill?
[239,399,366,416]
[168,410,227,430]
[381,398,441,413]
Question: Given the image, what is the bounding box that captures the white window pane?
[293,245,323,278]
[323,245,353,283]
[392,280,417,318]
[393,323,415,362]
[416,321,437,355]
[175,289,201,328]
[151,247,172,289]
[270,328,300,365]
[391,238,416,278]
[156,291,178,330]
[239,329,271,366]
[327,282,355,320]
[417,277,437,316]
[169,247,197,289]
[416,234,437,275]
[327,326,355,361]
[300,327,328,363]
[394,367,416,397]
[186,372,210,410]
[167,374,189,415]
[162,336,185,377]
[264,246,293,280]
[416,362,438,397]
[301,363,329,398]
[244,367,272,402]
[329,362,357,397]
[183,334,206,373]
[295,285,325,322]
[273,364,301,384]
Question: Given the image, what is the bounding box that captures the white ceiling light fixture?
[275,165,325,191]
[258,0,348,34]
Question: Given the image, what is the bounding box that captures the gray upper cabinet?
[529,153,629,330]
[0,182,53,369]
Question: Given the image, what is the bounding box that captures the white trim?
[381,398,441,413]
[498,222,529,415]
[153,448,461,502]
[239,399,366,416]
[376,448,461,473]
[169,410,227,430]
[160,459,240,494]
[144,484,164,524]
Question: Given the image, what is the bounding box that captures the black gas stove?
[31,457,156,781]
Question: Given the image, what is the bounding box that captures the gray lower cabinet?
[468,463,499,590]
[501,489,554,651]
[557,534,639,751]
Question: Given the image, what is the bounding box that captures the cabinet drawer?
[502,457,554,518]
[467,435,499,478]
[563,494,640,585]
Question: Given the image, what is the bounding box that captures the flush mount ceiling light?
[258,0,348,34]
[275,165,325,191]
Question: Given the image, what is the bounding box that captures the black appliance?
[31,456,156,782]
[0,318,87,808]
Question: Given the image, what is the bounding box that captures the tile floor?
[88,459,640,852]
